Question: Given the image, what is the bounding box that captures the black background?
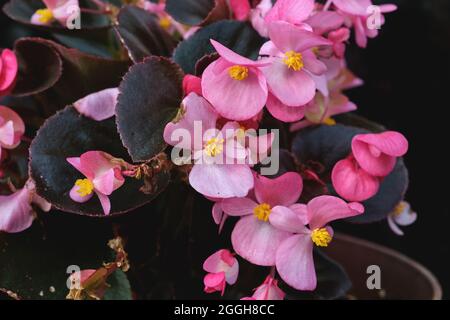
[1,0,449,299]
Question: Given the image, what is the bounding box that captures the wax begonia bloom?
[222,172,303,266]
[333,0,397,48]
[229,0,251,21]
[270,196,364,290]
[265,0,315,26]
[387,201,417,236]
[0,180,51,233]
[201,40,270,121]
[67,151,125,215]
[0,105,25,158]
[31,0,80,26]
[0,49,18,96]
[73,88,119,121]
[260,22,332,107]
[182,74,202,96]
[249,0,273,37]
[242,275,285,300]
[352,131,408,177]
[332,156,380,202]
[266,93,306,123]
[203,249,239,295]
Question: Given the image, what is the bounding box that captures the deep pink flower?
[352,131,408,177]
[0,180,51,233]
[164,93,273,198]
[203,249,239,295]
[201,40,270,121]
[73,88,118,121]
[222,172,303,266]
[182,74,202,96]
[67,151,126,215]
[333,0,397,48]
[259,22,332,108]
[0,49,18,96]
[332,156,380,202]
[0,105,25,158]
[387,201,417,236]
[242,275,285,300]
[229,0,251,21]
[269,196,364,290]
[31,0,80,26]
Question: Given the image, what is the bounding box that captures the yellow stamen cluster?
[75,179,95,197]
[204,137,224,157]
[283,51,304,71]
[393,201,407,217]
[254,203,271,222]
[228,65,249,81]
[311,228,332,247]
[35,9,54,24]
[323,117,336,126]
[159,16,172,30]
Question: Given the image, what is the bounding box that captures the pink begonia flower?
[0,105,25,158]
[351,131,408,177]
[259,22,332,108]
[211,200,228,234]
[182,74,202,96]
[270,195,364,290]
[73,88,119,121]
[31,0,80,26]
[333,0,397,48]
[242,275,285,300]
[332,156,380,202]
[67,151,126,215]
[0,180,51,233]
[140,0,189,37]
[203,249,239,295]
[265,0,315,26]
[249,0,273,37]
[265,93,306,123]
[164,93,273,198]
[0,49,18,96]
[222,172,303,266]
[201,40,270,121]
[387,201,417,236]
[229,0,251,21]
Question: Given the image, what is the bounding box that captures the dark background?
[1,0,449,298]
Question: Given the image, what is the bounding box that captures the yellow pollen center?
[159,16,171,30]
[311,228,332,247]
[204,137,224,157]
[229,65,249,81]
[254,203,271,222]
[75,179,95,197]
[323,117,336,126]
[283,51,304,71]
[36,9,54,24]
[393,202,406,217]
[312,47,320,56]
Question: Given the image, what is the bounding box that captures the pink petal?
[306,11,345,35]
[252,276,285,300]
[77,151,119,181]
[189,163,254,198]
[266,93,306,123]
[352,131,408,177]
[263,60,316,107]
[0,120,15,146]
[182,74,202,96]
[204,272,226,295]
[307,195,364,230]
[254,172,303,207]
[229,0,251,20]
[331,157,380,202]
[221,197,258,216]
[387,215,404,236]
[0,49,18,93]
[96,191,111,215]
[210,40,271,67]
[164,93,218,150]
[269,206,309,234]
[73,88,118,121]
[212,202,223,224]
[47,0,80,25]
[69,183,94,203]
[276,234,316,290]
[246,131,275,164]
[231,215,290,266]
[303,51,328,75]
[202,59,268,121]
[267,21,332,53]
[0,188,34,233]
[204,249,235,272]
[333,0,368,16]
[265,0,315,25]
[0,105,25,148]
[93,168,124,196]
[380,4,397,13]
[354,17,368,48]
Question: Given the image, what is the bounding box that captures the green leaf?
[116,56,184,162]
[166,0,229,26]
[29,106,170,216]
[173,20,265,74]
[116,6,176,63]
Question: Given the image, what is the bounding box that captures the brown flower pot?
[324,233,442,300]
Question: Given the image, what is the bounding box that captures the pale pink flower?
[249,0,273,37]
[265,0,315,27]
[242,275,285,300]
[222,172,303,266]
[31,0,80,26]
[73,88,118,121]
[67,151,126,215]
[0,49,18,96]
[387,201,417,236]
[270,195,364,290]
[201,40,270,121]
[203,249,239,296]
[0,105,25,158]
[0,180,51,233]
